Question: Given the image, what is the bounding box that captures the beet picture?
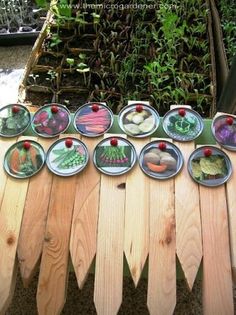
[212,115,236,151]
[32,104,71,137]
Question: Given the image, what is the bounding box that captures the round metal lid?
[31,103,71,137]
[4,140,46,179]
[93,136,137,176]
[46,137,89,176]
[163,107,204,142]
[188,146,232,187]
[73,102,113,137]
[0,104,31,137]
[139,140,184,179]
[211,114,236,151]
[118,103,160,138]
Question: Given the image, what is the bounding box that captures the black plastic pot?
[0,31,40,46]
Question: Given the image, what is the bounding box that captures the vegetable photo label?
[188,146,232,187]
[0,104,31,137]
[118,103,160,137]
[4,140,45,178]
[93,137,136,175]
[73,102,113,137]
[139,140,183,179]
[163,108,204,141]
[46,137,89,176]
[32,103,71,137]
[212,115,236,151]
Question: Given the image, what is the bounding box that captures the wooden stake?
[17,138,55,287]
[70,137,101,289]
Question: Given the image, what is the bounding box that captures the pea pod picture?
[46,137,89,176]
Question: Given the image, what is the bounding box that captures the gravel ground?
[6,270,204,315]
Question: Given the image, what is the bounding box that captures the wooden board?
[70,136,101,289]
[0,136,33,314]
[174,141,202,290]
[17,138,55,287]
[37,135,79,315]
[94,134,127,315]
[147,173,176,315]
[200,185,234,315]
[124,137,149,287]
[0,138,17,212]
[224,150,236,282]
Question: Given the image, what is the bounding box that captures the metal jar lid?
[139,140,184,179]
[0,104,31,137]
[211,114,236,151]
[187,146,232,187]
[118,103,160,138]
[4,139,46,179]
[163,107,204,142]
[93,136,137,176]
[46,137,89,177]
[73,102,114,137]
[31,103,71,137]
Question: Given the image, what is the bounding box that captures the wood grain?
[147,177,176,315]
[37,135,78,315]
[174,142,202,290]
[124,137,149,287]
[0,138,17,212]
[0,136,32,314]
[94,134,127,315]
[224,150,236,282]
[70,136,101,289]
[17,138,55,287]
[200,185,234,315]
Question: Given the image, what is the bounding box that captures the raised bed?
[0,0,46,45]
[19,0,217,117]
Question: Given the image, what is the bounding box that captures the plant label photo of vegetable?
[31,103,71,137]
[0,104,31,137]
[188,146,232,187]
[139,140,184,180]
[118,103,160,138]
[93,137,137,176]
[73,102,113,137]
[4,140,46,178]
[163,107,204,141]
[212,114,236,151]
[46,137,89,177]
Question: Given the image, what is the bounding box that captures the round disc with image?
[4,140,45,178]
[139,140,183,179]
[46,137,89,176]
[212,114,236,151]
[188,146,232,187]
[74,102,113,137]
[163,108,204,141]
[0,104,31,137]
[93,137,136,175]
[32,103,71,137]
[118,103,160,137]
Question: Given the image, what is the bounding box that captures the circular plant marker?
[118,103,160,138]
[74,102,113,137]
[46,137,89,176]
[0,104,31,137]
[93,137,137,176]
[212,114,236,151]
[188,146,232,187]
[32,103,71,137]
[4,140,45,179]
[139,140,183,179]
[163,107,204,142]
